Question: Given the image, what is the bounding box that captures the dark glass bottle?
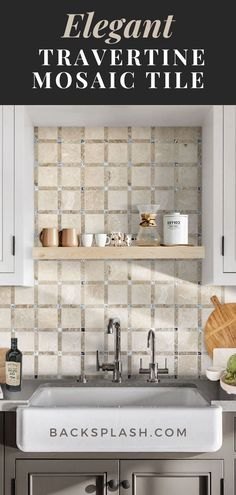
[5,338,22,392]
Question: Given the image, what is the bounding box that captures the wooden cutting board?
[204,296,236,356]
[0,348,8,383]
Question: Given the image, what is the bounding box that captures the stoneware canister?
[163,212,188,245]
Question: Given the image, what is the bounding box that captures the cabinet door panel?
[15,459,118,495]
[120,459,223,495]
[0,105,14,272]
[223,105,236,272]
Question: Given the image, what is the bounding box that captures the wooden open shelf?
[33,246,205,260]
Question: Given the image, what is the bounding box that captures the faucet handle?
[96,350,102,371]
[165,358,168,369]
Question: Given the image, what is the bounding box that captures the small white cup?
[81,234,93,247]
[95,234,111,247]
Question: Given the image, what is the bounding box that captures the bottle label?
[5,362,21,387]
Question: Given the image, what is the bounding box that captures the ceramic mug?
[110,232,125,246]
[95,234,111,247]
[81,234,93,247]
[59,229,79,247]
[40,228,59,247]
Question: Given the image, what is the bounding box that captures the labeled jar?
[163,212,188,245]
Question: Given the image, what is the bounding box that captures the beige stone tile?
[201,354,212,375]
[61,143,81,163]
[61,308,81,328]
[175,190,198,210]
[153,261,175,282]
[38,143,58,164]
[38,331,58,352]
[201,308,213,327]
[61,127,83,142]
[85,308,104,328]
[108,285,128,305]
[200,286,222,305]
[178,330,198,352]
[178,355,198,376]
[131,331,148,351]
[85,214,104,234]
[61,356,80,376]
[38,190,58,210]
[176,261,199,282]
[61,261,81,281]
[85,127,105,140]
[0,287,11,305]
[131,261,151,281]
[0,330,11,346]
[155,284,174,304]
[175,283,198,304]
[176,166,198,187]
[85,285,104,305]
[107,214,128,233]
[61,214,81,232]
[155,128,175,141]
[132,285,151,305]
[38,355,58,376]
[156,331,175,352]
[85,167,104,187]
[15,287,35,305]
[38,308,57,329]
[108,190,127,210]
[85,190,104,210]
[108,143,128,163]
[108,127,128,140]
[0,309,11,328]
[131,308,151,328]
[107,167,128,187]
[85,143,104,163]
[174,127,201,141]
[131,167,151,187]
[107,261,128,282]
[131,190,151,207]
[155,308,174,328]
[85,261,105,281]
[177,143,198,162]
[188,214,198,234]
[61,285,81,305]
[15,331,34,352]
[130,212,140,234]
[38,167,58,187]
[22,355,35,377]
[38,285,58,305]
[62,331,81,351]
[155,166,174,187]
[132,127,151,139]
[155,142,175,162]
[85,330,104,351]
[38,214,58,230]
[61,191,80,210]
[38,261,58,281]
[155,190,174,210]
[61,167,81,187]
[38,127,58,140]
[178,308,198,328]
[131,143,151,163]
[14,309,34,329]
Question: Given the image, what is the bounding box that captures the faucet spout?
[147,329,155,364]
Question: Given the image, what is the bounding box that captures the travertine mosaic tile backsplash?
[0,126,224,378]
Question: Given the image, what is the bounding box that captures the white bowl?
[205,367,225,381]
[220,374,236,394]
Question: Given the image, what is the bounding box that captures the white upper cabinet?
[0,106,34,285]
[202,105,236,285]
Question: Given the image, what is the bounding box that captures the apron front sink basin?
[16,384,222,453]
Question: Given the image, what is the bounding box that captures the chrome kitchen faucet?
[139,329,169,382]
[96,317,122,383]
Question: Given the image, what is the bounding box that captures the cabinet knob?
[107,479,119,490]
[121,480,130,489]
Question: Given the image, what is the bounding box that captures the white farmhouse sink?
[16,385,222,453]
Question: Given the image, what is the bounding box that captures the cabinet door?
[0,105,14,273]
[15,459,118,495]
[223,105,236,272]
[120,459,223,495]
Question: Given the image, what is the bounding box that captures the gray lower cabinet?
[120,460,224,495]
[14,458,223,495]
[15,460,118,495]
